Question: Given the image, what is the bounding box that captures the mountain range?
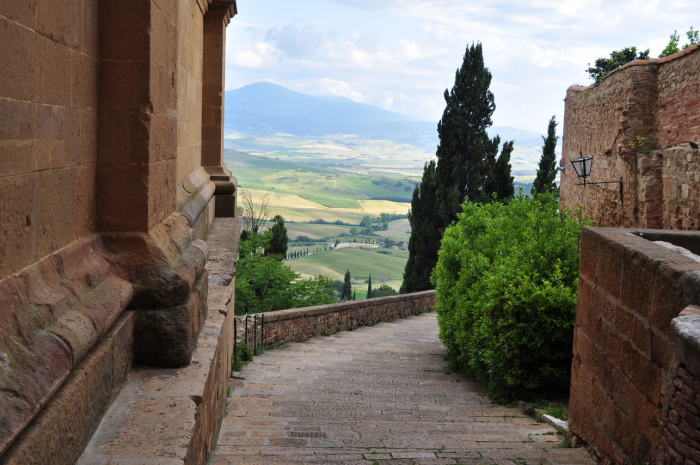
[223,83,552,159]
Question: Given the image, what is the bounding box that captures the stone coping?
[261,290,437,322]
[78,216,242,465]
[568,42,700,91]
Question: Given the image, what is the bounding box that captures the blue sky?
[225,0,699,133]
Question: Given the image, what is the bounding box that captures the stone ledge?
[259,290,436,347]
[263,290,437,323]
[78,215,241,465]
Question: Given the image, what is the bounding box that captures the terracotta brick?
[651,260,699,338]
[596,236,623,298]
[0,19,41,102]
[620,246,655,319]
[632,315,651,356]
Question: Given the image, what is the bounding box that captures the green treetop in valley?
[267,215,288,258]
[341,270,352,301]
[532,116,559,197]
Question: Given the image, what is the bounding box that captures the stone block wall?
[560,45,700,230]
[570,227,700,464]
[258,291,436,347]
[0,0,238,462]
[0,0,100,279]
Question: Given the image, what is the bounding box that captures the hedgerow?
[432,192,588,402]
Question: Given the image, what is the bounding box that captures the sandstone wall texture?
[0,1,238,463]
[560,45,700,229]
[0,0,100,279]
[256,291,437,348]
[570,227,700,464]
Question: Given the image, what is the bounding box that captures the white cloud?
[229,42,280,68]
[314,78,366,102]
[225,0,700,131]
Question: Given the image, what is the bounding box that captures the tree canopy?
[586,46,649,84]
[235,232,334,314]
[435,42,501,224]
[267,215,288,258]
[402,161,442,293]
[660,27,699,57]
[532,116,559,197]
[341,270,352,300]
[402,42,512,293]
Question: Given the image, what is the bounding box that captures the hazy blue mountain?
[224,82,554,160]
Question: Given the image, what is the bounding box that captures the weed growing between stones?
[231,344,255,372]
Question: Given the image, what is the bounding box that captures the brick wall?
[570,227,700,464]
[252,291,436,348]
[560,45,700,230]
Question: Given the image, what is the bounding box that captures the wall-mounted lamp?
[570,152,623,206]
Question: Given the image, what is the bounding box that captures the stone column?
[97,0,178,232]
[202,1,238,217]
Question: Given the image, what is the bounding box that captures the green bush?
[231,343,255,371]
[432,192,588,402]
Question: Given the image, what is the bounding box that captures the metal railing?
[233,313,265,362]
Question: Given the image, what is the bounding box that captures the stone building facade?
[0,0,239,463]
[560,44,700,229]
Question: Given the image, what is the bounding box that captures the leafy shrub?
[432,191,588,402]
[231,343,254,372]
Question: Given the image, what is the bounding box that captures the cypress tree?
[268,215,288,258]
[367,274,372,299]
[532,116,559,197]
[341,270,352,300]
[435,42,500,225]
[483,141,515,202]
[402,161,442,293]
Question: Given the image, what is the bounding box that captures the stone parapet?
[258,291,436,347]
[78,215,241,465]
[570,227,700,464]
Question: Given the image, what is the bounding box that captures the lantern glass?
[571,156,593,178]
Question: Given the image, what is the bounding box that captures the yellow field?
[357,200,411,215]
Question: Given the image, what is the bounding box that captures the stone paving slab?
[212,313,594,465]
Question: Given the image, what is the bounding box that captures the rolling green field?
[286,247,405,282]
[224,145,413,293]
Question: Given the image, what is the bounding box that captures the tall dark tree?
[532,116,559,197]
[367,274,372,299]
[267,215,288,258]
[403,42,502,293]
[402,161,442,293]
[435,42,500,226]
[482,141,515,202]
[341,270,352,300]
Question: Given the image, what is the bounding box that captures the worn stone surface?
[214,313,593,465]
[570,227,700,465]
[560,44,700,230]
